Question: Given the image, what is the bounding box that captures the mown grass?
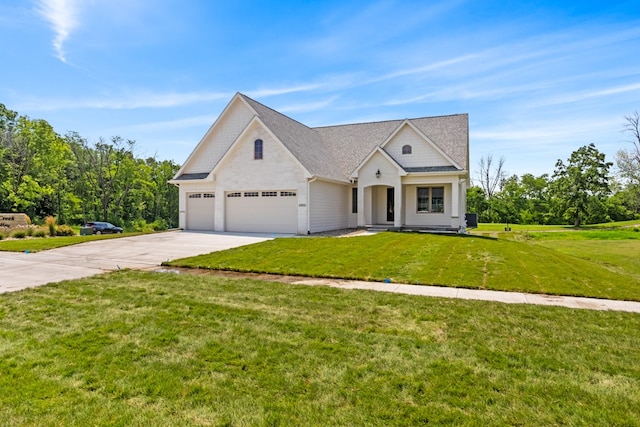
[0,232,145,252]
[474,219,640,232]
[167,231,640,301]
[0,270,638,426]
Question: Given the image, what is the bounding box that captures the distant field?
[167,230,640,301]
[1,271,638,426]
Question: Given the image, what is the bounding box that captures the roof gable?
[382,121,463,170]
[239,94,347,182]
[211,115,310,178]
[175,93,469,183]
[174,94,254,178]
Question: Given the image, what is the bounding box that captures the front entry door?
[386,187,394,222]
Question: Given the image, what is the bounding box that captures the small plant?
[56,225,76,236]
[45,216,57,237]
[12,230,27,239]
[33,229,47,238]
[152,218,168,231]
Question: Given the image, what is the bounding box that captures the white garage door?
[187,192,215,230]
[226,190,297,233]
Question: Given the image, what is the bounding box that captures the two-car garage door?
[226,190,297,233]
[186,190,298,233]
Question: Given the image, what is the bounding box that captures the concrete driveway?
[0,231,276,293]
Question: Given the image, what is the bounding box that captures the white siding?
[385,125,451,169]
[403,183,453,227]
[216,121,308,233]
[309,180,350,233]
[182,99,254,174]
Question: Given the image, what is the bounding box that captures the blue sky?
[1,0,639,179]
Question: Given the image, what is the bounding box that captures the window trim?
[416,186,445,213]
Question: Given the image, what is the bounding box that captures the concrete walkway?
[288,277,640,313]
[152,268,640,314]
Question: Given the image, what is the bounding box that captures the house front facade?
[170,93,469,234]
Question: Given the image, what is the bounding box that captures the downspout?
[307,176,317,234]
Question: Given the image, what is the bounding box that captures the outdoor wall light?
[376,169,381,178]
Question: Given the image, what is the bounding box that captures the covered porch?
[357,178,466,232]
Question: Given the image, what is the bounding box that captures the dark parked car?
[84,221,123,234]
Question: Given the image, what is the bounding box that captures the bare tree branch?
[476,154,506,198]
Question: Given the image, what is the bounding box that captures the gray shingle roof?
[238,93,468,182]
[174,172,209,180]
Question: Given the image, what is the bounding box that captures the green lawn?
[167,231,640,301]
[0,232,145,252]
[1,270,638,426]
[473,219,640,232]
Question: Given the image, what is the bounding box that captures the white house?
[170,93,469,234]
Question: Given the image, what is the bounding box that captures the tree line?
[469,112,640,226]
[0,103,179,229]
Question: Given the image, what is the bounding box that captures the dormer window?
[402,144,412,154]
[254,139,263,159]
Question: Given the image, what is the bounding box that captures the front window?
[254,139,263,160]
[417,187,444,213]
[352,188,357,213]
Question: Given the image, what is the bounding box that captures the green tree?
[551,143,613,226]
[519,173,552,224]
[466,186,489,222]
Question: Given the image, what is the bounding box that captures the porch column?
[357,185,365,227]
[214,183,225,232]
[450,180,459,224]
[394,183,402,229]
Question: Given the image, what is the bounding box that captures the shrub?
[12,230,27,239]
[56,225,76,236]
[45,216,57,237]
[33,229,47,238]
[152,218,168,231]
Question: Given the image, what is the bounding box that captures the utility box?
[80,227,94,236]
[465,213,478,228]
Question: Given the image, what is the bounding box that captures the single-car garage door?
[226,190,297,233]
[187,192,215,230]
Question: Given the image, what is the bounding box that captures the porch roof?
[404,166,461,173]
[173,173,209,180]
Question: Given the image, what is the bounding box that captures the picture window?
[417,187,444,213]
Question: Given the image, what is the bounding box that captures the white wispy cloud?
[113,115,216,133]
[35,0,80,63]
[17,90,232,111]
[244,84,323,98]
[531,82,640,108]
[277,96,340,114]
